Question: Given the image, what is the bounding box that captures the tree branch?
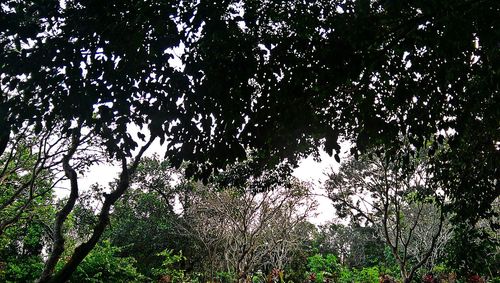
[45,136,154,283]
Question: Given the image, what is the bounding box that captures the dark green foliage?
[283,222,318,282]
[151,249,198,282]
[183,0,499,194]
[306,254,381,283]
[97,156,200,277]
[0,137,57,282]
[2,0,186,157]
[431,131,499,224]
[2,0,498,226]
[0,254,44,283]
[445,223,499,279]
[106,182,195,277]
[340,266,380,283]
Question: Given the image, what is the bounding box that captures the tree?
[0,181,55,283]
[0,126,73,282]
[2,1,188,277]
[444,216,499,279]
[182,180,317,281]
[37,126,154,283]
[103,156,199,278]
[324,150,447,283]
[1,2,309,278]
[0,126,83,236]
[5,0,496,190]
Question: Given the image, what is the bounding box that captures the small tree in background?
[325,149,447,283]
[315,222,385,268]
[182,179,317,281]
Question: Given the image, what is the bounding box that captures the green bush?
[63,241,145,283]
[337,266,379,283]
[338,266,354,283]
[215,271,237,283]
[152,249,187,282]
[353,266,379,283]
[307,254,340,282]
[0,256,44,283]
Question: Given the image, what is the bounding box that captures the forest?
[0,0,499,282]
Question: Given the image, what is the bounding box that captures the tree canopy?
[2,0,498,203]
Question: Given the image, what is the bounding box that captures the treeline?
[1,134,497,282]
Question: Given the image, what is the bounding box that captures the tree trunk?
[0,101,9,156]
[37,131,81,283]
[38,137,153,283]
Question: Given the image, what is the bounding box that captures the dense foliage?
[1,0,498,282]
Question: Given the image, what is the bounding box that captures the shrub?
[64,241,145,282]
[307,254,340,282]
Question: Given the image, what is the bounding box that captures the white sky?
[292,151,338,225]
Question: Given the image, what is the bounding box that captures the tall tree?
[37,126,154,283]
[2,1,181,281]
